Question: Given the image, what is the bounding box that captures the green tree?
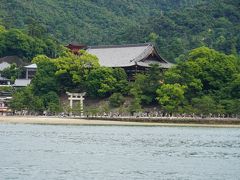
[164,60,203,99]
[3,29,36,58]
[0,63,23,82]
[10,87,44,113]
[86,67,117,98]
[229,73,240,98]
[192,96,224,115]
[156,83,186,113]
[112,68,129,94]
[188,47,238,93]
[54,50,99,91]
[109,93,125,108]
[42,91,61,114]
[31,55,59,95]
[129,82,143,114]
[129,64,162,105]
[165,47,239,99]
[129,73,146,103]
[144,64,163,103]
[129,97,142,115]
[0,25,6,55]
[220,99,240,115]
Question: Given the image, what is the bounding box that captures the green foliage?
[229,73,240,98]
[0,63,23,82]
[42,91,61,113]
[109,93,124,108]
[161,47,240,115]
[164,61,203,99]
[54,50,100,91]
[31,52,127,100]
[145,64,163,103]
[86,67,117,98]
[130,74,149,104]
[220,99,240,115]
[112,68,129,94]
[9,87,44,113]
[72,102,83,116]
[191,96,224,115]
[0,0,239,61]
[99,103,110,114]
[129,97,142,115]
[85,106,100,116]
[188,47,238,93]
[31,55,59,95]
[0,86,13,92]
[165,47,238,98]
[10,87,61,114]
[130,64,162,105]
[156,83,186,113]
[0,26,61,61]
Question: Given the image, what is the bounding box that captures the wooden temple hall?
[66,43,173,79]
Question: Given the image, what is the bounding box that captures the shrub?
[109,93,124,107]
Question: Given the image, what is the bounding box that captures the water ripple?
[0,124,239,179]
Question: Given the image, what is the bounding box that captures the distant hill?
[0,0,239,61]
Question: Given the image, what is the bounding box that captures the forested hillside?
[0,0,239,61]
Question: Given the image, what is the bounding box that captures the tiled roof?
[87,43,172,68]
[87,44,149,67]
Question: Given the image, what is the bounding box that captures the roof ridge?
[131,44,153,62]
[87,43,152,49]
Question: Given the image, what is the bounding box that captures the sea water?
[0,124,239,180]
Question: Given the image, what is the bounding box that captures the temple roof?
[87,43,172,68]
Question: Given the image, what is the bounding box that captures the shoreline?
[0,116,240,128]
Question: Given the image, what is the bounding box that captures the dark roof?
[87,43,173,68]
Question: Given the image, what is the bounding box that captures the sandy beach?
[0,116,240,128]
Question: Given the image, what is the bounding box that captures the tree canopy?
[0,0,239,62]
[158,47,240,115]
[0,26,62,61]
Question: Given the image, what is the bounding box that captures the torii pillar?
[66,92,86,117]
